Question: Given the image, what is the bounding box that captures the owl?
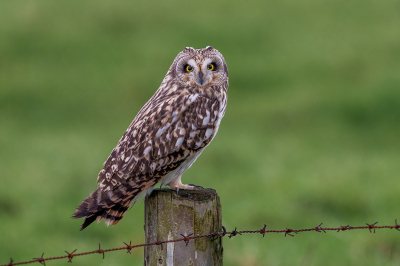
[72,46,228,230]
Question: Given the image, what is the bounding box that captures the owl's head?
[171,46,228,88]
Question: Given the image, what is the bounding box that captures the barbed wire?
[2,220,399,266]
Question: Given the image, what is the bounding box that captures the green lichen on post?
[194,209,214,251]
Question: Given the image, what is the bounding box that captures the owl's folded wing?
[97,93,221,192]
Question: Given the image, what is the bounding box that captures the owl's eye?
[185,65,193,72]
[207,63,215,71]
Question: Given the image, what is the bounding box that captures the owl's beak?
[199,71,204,85]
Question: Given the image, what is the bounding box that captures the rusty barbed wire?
[2,219,400,266]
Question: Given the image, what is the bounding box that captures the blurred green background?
[1,1,399,265]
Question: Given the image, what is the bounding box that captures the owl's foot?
[168,179,201,194]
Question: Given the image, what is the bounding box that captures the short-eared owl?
[73,46,228,230]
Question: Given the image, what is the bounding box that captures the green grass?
[1,1,400,265]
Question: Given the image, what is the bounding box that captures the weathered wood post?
[144,188,222,266]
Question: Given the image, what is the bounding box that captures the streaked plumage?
[72,46,228,230]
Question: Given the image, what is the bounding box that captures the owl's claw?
[188,184,204,190]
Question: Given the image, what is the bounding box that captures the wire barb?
[97,243,105,259]
[315,223,326,233]
[7,258,13,266]
[33,253,45,266]
[284,228,297,237]
[123,241,133,254]
[155,235,164,250]
[65,249,77,263]
[228,227,242,239]
[337,225,350,232]
[259,224,267,237]
[180,233,194,246]
[366,222,378,233]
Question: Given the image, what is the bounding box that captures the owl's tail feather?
[76,201,132,231]
[96,198,133,226]
[72,185,139,230]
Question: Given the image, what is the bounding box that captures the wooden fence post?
[144,188,222,266]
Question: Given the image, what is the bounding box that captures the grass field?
[1,1,400,265]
